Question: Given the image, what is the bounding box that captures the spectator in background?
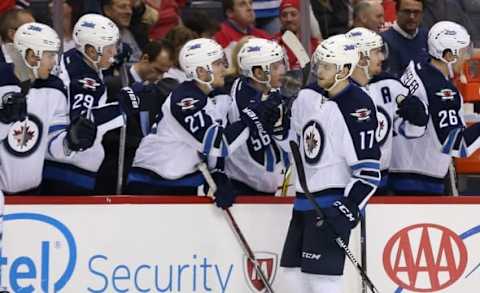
[214,0,272,63]
[147,0,185,40]
[0,8,34,63]
[129,40,174,84]
[381,0,428,77]
[0,1,15,14]
[310,0,351,38]
[353,0,385,33]
[422,0,479,47]
[275,0,320,71]
[253,0,281,35]
[163,25,198,83]
[383,0,397,29]
[183,10,220,38]
[462,0,480,46]
[102,0,152,62]
[97,40,177,194]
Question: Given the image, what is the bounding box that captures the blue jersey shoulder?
[63,48,99,81]
[170,80,209,114]
[0,63,19,87]
[333,83,380,160]
[31,75,67,97]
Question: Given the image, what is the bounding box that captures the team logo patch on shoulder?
[176,98,199,110]
[435,89,457,101]
[5,114,42,157]
[302,120,324,165]
[350,108,371,121]
[78,78,100,91]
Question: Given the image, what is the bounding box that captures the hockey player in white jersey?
[226,38,288,195]
[390,21,480,195]
[346,27,428,194]
[0,22,93,195]
[41,14,139,194]
[128,38,276,206]
[277,35,380,293]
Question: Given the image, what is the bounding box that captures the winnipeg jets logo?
[243,252,278,293]
[350,108,371,121]
[5,114,42,157]
[376,106,391,146]
[176,98,199,110]
[436,89,457,101]
[302,120,324,165]
[78,78,100,91]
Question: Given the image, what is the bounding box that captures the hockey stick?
[197,162,276,293]
[289,141,380,293]
[281,30,311,86]
[116,62,129,195]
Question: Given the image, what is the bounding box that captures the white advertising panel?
[367,202,480,293]
[1,201,362,292]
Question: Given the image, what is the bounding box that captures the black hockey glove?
[396,95,428,126]
[0,92,27,124]
[240,92,283,136]
[66,116,97,151]
[210,171,237,209]
[323,198,360,237]
[118,87,140,116]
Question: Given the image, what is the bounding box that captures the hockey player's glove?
[118,87,140,116]
[210,171,237,209]
[0,92,27,124]
[66,116,97,151]
[396,95,428,126]
[323,198,360,236]
[240,92,282,136]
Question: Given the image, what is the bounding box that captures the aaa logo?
[383,223,467,292]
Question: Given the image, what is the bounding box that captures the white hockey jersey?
[390,61,480,194]
[359,73,427,186]
[278,82,381,211]
[0,63,70,193]
[44,49,124,179]
[131,80,249,185]
[225,77,287,193]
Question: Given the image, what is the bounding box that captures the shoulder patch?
[435,89,457,101]
[176,97,200,110]
[350,108,372,121]
[78,77,101,91]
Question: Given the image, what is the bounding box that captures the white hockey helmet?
[73,14,120,61]
[428,21,471,60]
[237,37,285,85]
[347,27,384,58]
[179,38,225,87]
[14,22,61,78]
[312,34,359,78]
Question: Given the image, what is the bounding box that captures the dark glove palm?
[0,92,27,124]
[66,116,97,151]
[396,95,428,126]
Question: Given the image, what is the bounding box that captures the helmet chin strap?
[195,72,215,92]
[326,66,349,92]
[440,56,457,79]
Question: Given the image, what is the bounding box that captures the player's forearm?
[347,160,381,210]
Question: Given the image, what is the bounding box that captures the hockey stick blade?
[289,141,380,293]
[281,30,310,69]
[197,161,275,293]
